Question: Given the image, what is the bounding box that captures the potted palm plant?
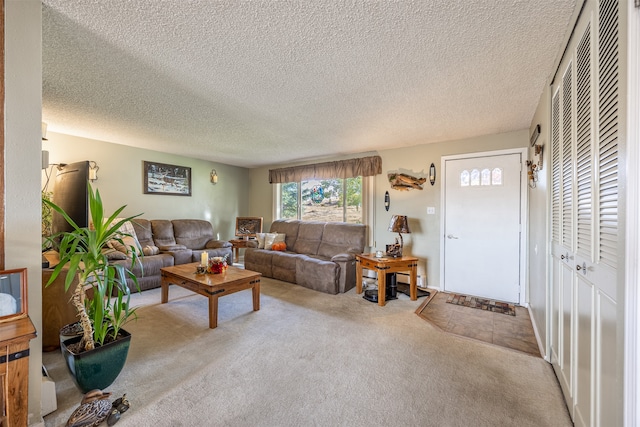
[44,183,142,392]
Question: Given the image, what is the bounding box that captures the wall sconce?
[429,163,436,186]
[89,161,99,182]
[526,160,538,189]
[210,169,218,184]
[41,122,48,141]
[384,191,390,211]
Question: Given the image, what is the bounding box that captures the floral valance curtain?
[268,155,382,184]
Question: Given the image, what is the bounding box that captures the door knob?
[447,234,458,239]
[576,262,587,275]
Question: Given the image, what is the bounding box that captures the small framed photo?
[0,268,28,323]
[143,161,192,196]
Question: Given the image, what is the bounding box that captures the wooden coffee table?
[160,263,261,328]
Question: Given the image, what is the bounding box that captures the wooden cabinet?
[0,316,36,427]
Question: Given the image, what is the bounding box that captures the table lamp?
[388,215,411,257]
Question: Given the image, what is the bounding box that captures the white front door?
[442,152,523,303]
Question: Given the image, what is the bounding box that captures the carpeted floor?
[43,278,569,427]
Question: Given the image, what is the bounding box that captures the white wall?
[43,132,250,241]
[527,87,551,358]
[248,130,528,289]
[5,0,44,424]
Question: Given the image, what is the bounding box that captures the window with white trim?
[279,177,363,223]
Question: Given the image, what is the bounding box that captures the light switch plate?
[427,207,436,214]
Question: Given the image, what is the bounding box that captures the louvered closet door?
[549,1,622,426]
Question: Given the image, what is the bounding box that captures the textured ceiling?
[42,0,577,168]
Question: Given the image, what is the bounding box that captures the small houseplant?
[44,183,142,391]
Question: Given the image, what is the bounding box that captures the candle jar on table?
[208,256,228,274]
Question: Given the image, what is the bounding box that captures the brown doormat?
[446,293,516,316]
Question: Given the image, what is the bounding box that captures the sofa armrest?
[102,248,128,261]
[205,240,232,249]
[158,244,188,251]
[331,252,357,262]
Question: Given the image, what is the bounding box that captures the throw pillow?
[265,233,285,250]
[109,236,142,257]
[256,233,266,249]
[108,219,143,257]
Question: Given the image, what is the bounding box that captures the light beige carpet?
[43,278,571,427]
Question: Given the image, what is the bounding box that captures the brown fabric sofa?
[244,220,366,294]
[108,219,232,291]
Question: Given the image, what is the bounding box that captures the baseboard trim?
[527,304,548,361]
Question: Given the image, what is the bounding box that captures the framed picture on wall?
[0,268,28,323]
[143,161,192,196]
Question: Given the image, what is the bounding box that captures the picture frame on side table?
[0,268,28,323]
[143,161,192,196]
[235,217,263,239]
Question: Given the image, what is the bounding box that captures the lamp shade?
[388,215,410,234]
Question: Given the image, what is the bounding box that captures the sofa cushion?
[131,219,155,248]
[292,222,325,255]
[164,248,194,265]
[151,220,177,247]
[172,219,215,249]
[256,233,266,249]
[270,220,300,251]
[157,244,187,251]
[271,252,301,283]
[244,249,274,277]
[111,253,174,289]
[317,222,366,259]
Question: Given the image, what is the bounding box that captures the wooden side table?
[0,316,37,427]
[356,253,419,306]
[229,239,257,261]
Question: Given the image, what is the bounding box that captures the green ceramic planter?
[61,329,131,393]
